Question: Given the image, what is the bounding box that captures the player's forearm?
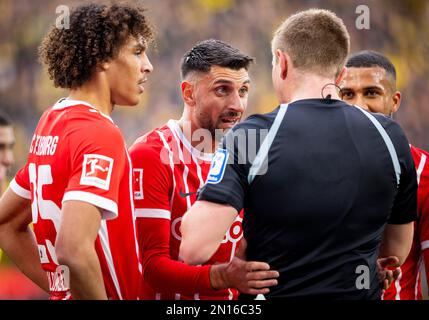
[379,223,414,265]
[144,255,213,295]
[57,247,107,300]
[0,226,49,292]
[423,249,429,289]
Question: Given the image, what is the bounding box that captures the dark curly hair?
[39,3,154,89]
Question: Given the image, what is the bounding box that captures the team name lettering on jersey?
[80,154,114,190]
[29,135,59,156]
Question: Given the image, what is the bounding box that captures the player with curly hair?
[0,3,153,300]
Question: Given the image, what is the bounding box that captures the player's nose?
[228,91,246,113]
[141,53,153,74]
[354,96,370,111]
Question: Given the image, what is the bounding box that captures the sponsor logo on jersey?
[80,154,114,190]
[206,148,228,184]
[178,190,197,198]
[133,168,144,200]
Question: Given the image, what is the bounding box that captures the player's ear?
[181,81,196,107]
[335,66,347,86]
[391,91,401,113]
[277,49,288,80]
[99,61,110,71]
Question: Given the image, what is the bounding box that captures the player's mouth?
[138,79,147,93]
[220,112,241,127]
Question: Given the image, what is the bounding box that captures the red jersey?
[383,145,429,300]
[129,119,243,300]
[10,99,141,300]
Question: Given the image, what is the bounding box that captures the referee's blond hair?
[272,9,350,78]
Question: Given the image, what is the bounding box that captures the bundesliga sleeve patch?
[133,168,144,200]
[207,148,229,184]
[80,154,114,190]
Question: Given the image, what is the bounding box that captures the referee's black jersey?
[198,98,417,300]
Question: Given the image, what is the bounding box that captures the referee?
[180,9,417,299]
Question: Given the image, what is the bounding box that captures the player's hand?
[210,256,279,295]
[377,256,400,293]
[235,238,247,260]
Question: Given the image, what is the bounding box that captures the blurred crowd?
[0,0,428,299]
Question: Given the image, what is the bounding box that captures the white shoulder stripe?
[135,208,171,220]
[156,130,176,205]
[416,153,427,186]
[355,107,401,186]
[248,104,289,184]
[9,178,31,199]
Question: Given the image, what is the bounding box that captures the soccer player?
[0,3,153,300]
[0,112,15,195]
[180,9,417,299]
[129,39,279,300]
[341,50,429,300]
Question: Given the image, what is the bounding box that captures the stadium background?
[0,0,428,299]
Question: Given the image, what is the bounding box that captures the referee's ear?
[276,49,289,80]
[181,80,196,107]
[335,67,347,86]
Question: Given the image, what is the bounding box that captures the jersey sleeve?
[62,117,126,220]
[137,218,213,295]
[413,147,429,251]
[383,119,418,224]
[198,124,254,212]
[10,164,31,199]
[129,137,213,295]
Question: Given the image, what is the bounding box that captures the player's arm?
[141,217,278,295]
[56,200,107,300]
[414,147,429,290]
[0,187,49,292]
[61,119,128,299]
[131,141,278,295]
[379,223,414,265]
[378,121,419,265]
[181,200,238,265]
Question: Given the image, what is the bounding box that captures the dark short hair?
[346,51,397,82]
[0,111,12,127]
[39,3,154,89]
[180,39,254,79]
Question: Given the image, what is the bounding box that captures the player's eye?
[365,90,380,98]
[135,50,143,56]
[340,90,354,99]
[215,86,228,96]
[239,86,249,97]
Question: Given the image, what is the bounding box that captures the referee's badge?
[207,148,228,184]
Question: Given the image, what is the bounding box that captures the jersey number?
[29,163,61,264]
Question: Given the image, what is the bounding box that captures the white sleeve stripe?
[135,208,171,220]
[9,178,31,199]
[421,240,429,251]
[63,191,118,220]
[416,153,427,186]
